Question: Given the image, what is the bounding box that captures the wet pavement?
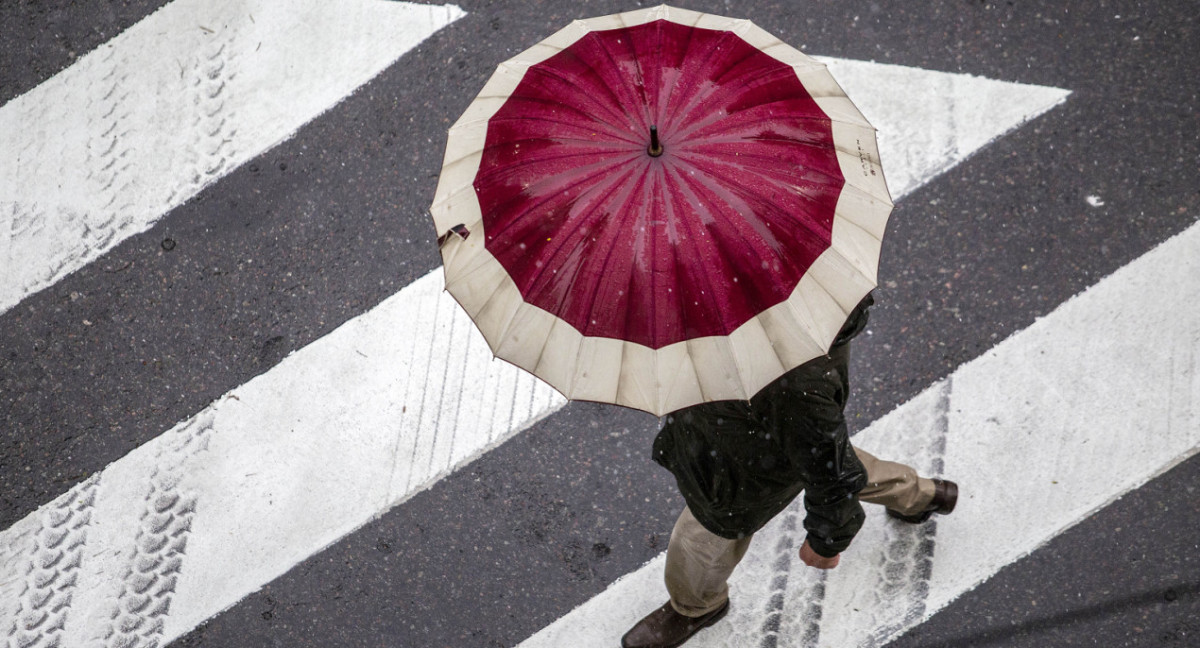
[2,1,1198,646]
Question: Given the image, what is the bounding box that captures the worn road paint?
[517,218,1200,648]
[0,0,464,316]
[0,62,1066,645]
[816,57,1069,200]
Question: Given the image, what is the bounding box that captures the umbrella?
[430,5,892,416]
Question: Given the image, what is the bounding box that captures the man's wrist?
[804,535,839,558]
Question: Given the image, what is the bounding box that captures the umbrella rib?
[678,108,838,137]
[666,35,766,131]
[629,162,663,347]
[674,145,845,189]
[476,146,638,185]
[485,99,639,143]
[674,152,843,251]
[563,161,651,343]
[655,15,698,132]
[534,167,638,311]
[672,105,836,144]
[587,29,651,131]
[708,31,774,88]
[481,138,637,161]
[505,164,641,314]
[661,177,699,356]
[797,268,855,342]
[628,19,655,127]
[657,29,742,133]
[478,155,636,244]
[661,163,743,347]
[830,169,893,205]
[670,159,847,374]
[523,62,641,134]
[672,156,828,259]
[480,129,637,151]
[468,267,524,353]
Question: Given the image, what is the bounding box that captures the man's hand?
[799,539,840,569]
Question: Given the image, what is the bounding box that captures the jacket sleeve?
[802,425,867,557]
[790,373,868,558]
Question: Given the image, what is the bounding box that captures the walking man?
[622,295,958,648]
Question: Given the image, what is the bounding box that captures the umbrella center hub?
[648,125,664,158]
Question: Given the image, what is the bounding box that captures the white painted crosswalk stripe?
[0,0,464,316]
[0,57,1067,644]
[519,214,1200,648]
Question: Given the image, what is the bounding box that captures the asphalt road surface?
[2,1,1198,647]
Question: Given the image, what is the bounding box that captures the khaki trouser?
[665,446,937,616]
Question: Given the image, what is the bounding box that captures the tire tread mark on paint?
[472,326,501,445]
[771,507,829,648]
[2,40,137,306]
[405,285,443,493]
[436,301,460,471]
[89,412,215,648]
[3,475,99,648]
[166,31,238,206]
[2,62,65,289]
[394,281,433,497]
[85,46,133,250]
[1167,317,1197,445]
[0,524,36,635]
[712,508,827,648]
[756,511,796,648]
[445,309,474,467]
[862,379,950,648]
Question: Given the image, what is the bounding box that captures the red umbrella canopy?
[475,18,844,349]
[432,6,891,415]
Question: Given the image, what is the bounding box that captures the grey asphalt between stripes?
[0,0,166,105]
[3,1,1199,646]
[178,3,1198,646]
[1,1,460,526]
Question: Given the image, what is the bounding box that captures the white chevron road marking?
[0,62,1067,645]
[519,220,1200,648]
[0,0,464,316]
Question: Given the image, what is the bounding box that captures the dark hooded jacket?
[652,295,873,558]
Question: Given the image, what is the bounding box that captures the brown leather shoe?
[621,600,729,648]
[887,479,958,524]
